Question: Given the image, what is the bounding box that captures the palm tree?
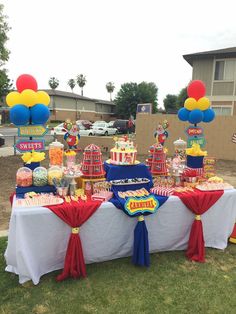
[67,78,76,92]
[106,82,115,101]
[76,74,86,96]
[48,77,59,90]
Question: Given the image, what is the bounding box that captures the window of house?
[214,60,235,80]
[212,106,232,116]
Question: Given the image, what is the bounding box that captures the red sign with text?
[15,140,45,153]
[185,126,203,137]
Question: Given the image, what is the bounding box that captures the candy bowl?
[16,167,33,187]
[33,167,48,186]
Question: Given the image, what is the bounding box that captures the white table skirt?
[5,190,236,285]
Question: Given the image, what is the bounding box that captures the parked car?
[92,120,107,125]
[0,133,5,147]
[76,120,93,129]
[51,123,95,136]
[92,122,118,136]
[112,120,135,134]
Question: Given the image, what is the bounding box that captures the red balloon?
[187,80,206,100]
[16,74,38,92]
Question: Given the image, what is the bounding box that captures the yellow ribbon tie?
[72,227,79,234]
[195,215,201,221]
[138,215,144,222]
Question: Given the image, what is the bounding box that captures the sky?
[1,0,236,107]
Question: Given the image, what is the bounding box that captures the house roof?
[183,47,236,66]
[44,89,116,106]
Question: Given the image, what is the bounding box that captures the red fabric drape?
[175,190,224,262]
[47,200,101,281]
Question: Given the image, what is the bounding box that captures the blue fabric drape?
[104,162,169,267]
[132,219,150,267]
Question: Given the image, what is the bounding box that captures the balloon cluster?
[178,80,215,124]
[6,74,50,126]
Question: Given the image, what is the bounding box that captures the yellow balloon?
[36,91,51,106]
[197,97,210,110]
[184,98,197,110]
[6,91,21,107]
[20,89,37,107]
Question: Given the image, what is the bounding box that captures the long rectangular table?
[5,190,236,285]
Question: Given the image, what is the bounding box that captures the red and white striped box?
[150,186,174,196]
[185,167,203,177]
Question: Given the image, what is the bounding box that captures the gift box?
[186,155,204,169]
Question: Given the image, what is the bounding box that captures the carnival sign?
[14,139,45,153]
[18,125,48,137]
[124,195,159,216]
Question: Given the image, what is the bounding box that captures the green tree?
[176,86,188,109]
[114,81,158,118]
[106,82,115,101]
[48,77,59,90]
[0,4,12,101]
[163,94,178,112]
[76,74,86,96]
[67,78,76,92]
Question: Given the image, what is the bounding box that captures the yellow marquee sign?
[124,195,159,216]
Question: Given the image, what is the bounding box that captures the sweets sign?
[14,139,45,153]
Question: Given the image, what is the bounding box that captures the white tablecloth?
[5,190,236,285]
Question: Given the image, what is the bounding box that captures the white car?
[92,122,118,136]
[51,123,95,136]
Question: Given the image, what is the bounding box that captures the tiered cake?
[81,144,105,177]
[146,143,167,175]
[109,136,137,165]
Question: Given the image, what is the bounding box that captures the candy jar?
[173,138,187,161]
[49,140,64,167]
[48,166,63,185]
[69,178,77,196]
[33,167,48,186]
[16,167,33,187]
[85,181,92,199]
[65,150,76,169]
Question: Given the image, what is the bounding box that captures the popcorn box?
[186,155,204,169]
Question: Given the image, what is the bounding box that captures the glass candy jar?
[16,167,33,187]
[48,166,63,185]
[173,138,187,161]
[33,167,48,186]
[49,140,64,167]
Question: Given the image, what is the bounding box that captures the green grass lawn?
[0,238,235,314]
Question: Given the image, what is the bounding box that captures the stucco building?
[45,90,116,122]
[183,47,236,115]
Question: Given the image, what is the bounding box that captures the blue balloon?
[10,104,30,126]
[30,104,50,124]
[178,108,190,121]
[188,109,203,124]
[203,108,215,123]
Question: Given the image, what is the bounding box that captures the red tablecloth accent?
[175,190,224,262]
[47,199,101,281]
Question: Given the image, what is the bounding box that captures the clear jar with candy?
[16,167,33,187]
[33,167,48,186]
[49,140,64,167]
[48,166,63,185]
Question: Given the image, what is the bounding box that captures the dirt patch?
[0,155,236,231]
